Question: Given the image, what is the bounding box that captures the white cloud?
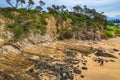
[105,11,120,17]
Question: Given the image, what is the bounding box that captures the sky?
[0,0,120,18]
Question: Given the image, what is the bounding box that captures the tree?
[73,5,83,14]
[60,5,66,13]
[6,0,21,9]
[35,6,42,12]
[52,5,60,13]
[20,0,25,8]
[37,0,45,12]
[47,7,55,14]
[39,0,45,7]
[27,0,35,10]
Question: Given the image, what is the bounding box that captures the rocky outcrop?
[0,45,21,55]
[46,16,57,40]
[0,16,14,46]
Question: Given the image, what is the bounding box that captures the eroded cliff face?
[0,14,112,80]
[46,16,57,40]
[0,16,14,46]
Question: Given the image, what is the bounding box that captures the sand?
[82,37,120,80]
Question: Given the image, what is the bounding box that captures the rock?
[81,75,85,78]
[109,60,115,62]
[0,38,4,47]
[64,58,80,65]
[0,45,21,55]
[0,71,13,80]
[82,66,88,70]
[28,33,52,44]
[82,62,86,65]
[62,72,67,77]
[73,67,81,74]
[60,71,73,80]
[66,45,95,56]
[95,49,117,58]
[29,55,39,60]
[70,59,80,64]
[64,50,77,57]
[35,62,47,69]
[113,48,119,52]
[105,60,109,62]
[26,68,34,74]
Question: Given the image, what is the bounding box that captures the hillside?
[0,8,108,43]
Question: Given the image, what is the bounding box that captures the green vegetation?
[0,7,48,41]
[105,27,120,37]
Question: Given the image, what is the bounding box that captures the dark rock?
[82,62,86,65]
[29,68,34,73]
[59,71,73,80]
[118,53,120,55]
[109,60,115,62]
[66,45,95,56]
[64,50,77,57]
[81,75,85,78]
[82,66,88,70]
[105,60,109,62]
[113,49,119,52]
[95,49,117,58]
[77,65,79,67]
[35,62,47,69]
[26,68,34,74]
[73,67,81,74]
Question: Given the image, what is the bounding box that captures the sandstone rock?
[0,38,4,46]
[70,59,80,64]
[28,33,52,44]
[0,45,21,55]
[0,71,13,80]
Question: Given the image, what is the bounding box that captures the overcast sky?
[0,0,120,18]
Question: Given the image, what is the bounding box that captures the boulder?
[73,67,81,74]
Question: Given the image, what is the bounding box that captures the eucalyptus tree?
[20,0,25,8]
[35,0,45,12]
[73,5,83,14]
[52,5,60,13]
[60,5,66,13]
[6,0,35,9]
[27,0,35,10]
[35,6,42,12]
[6,0,21,9]
[39,0,45,7]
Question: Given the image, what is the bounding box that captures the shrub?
[105,30,113,37]
[63,31,73,39]
[105,27,120,37]
[8,24,24,40]
[36,24,46,35]
[58,34,64,40]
